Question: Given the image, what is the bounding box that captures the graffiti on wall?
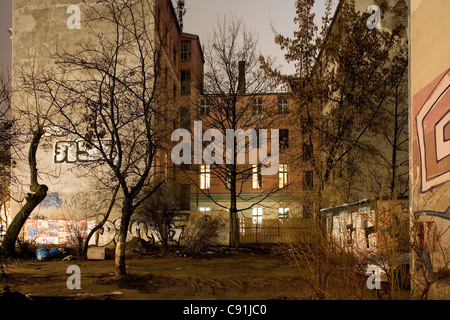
[25,219,96,245]
[328,209,377,256]
[40,192,64,209]
[54,140,113,164]
[24,219,184,247]
[414,69,450,193]
[88,219,184,247]
[412,67,450,221]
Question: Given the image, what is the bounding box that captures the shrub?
[182,217,225,255]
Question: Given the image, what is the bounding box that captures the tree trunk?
[1,127,47,257]
[229,207,239,248]
[82,184,119,256]
[229,165,239,248]
[114,200,132,278]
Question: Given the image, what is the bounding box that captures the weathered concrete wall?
[10,0,159,227]
[11,0,118,223]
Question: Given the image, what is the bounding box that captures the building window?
[164,152,168,177]
[303,170,314,190]
[301,117,313,136]
[252,208,263,225]
[199,207,211,212]
[200,99,210,116]
[200,164,210,190]
[181,70,190,96]
[180,107,190,130]
[180,184,190,210]
[173,47,177,67]
[252,98,263,118]
[279,164,288,188]
[181,40,191,62]
[278,97,289,114]
[279,208,289,220]
[303,143,313,162]
[279,129,289,149]
[252,165,262,189]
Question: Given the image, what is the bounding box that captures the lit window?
[200,164,210,190]
[279,208,289,220]
[279,164,288,188]
[252,165,262,189]
[252,208,263,225]
[199,207,211,212]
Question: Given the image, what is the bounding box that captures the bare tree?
[0,61,54,257]
[29,0,177,277]
[134,183,177,253]
[260,0,409,211]
[0,73,13,251]
[0,73,12,230]
[179,15,284,248]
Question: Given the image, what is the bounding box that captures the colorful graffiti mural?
[24,219,184,247]
[414,68,450,194]
[412,67,450,218]
[24,219,95,245]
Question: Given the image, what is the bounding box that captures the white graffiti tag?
[88,219,184,247]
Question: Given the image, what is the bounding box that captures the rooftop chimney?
[237,61,246,94]
[176,0,186,32]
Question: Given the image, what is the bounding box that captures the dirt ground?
[0,248,310,300]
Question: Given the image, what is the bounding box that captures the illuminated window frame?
[200,164,210,190]
[279,164,288,188]
[252,165,262,189]
[252,207,263,225]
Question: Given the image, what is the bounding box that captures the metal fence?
[239,218,313,244]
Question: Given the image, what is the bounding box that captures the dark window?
[303,143,313,161]
[181,41,191,62]
[181,70,190,96]
[173,47,177,66]
[252,98,263,116]
[200,99,210,116]
[302,205,312,218]
[279,129,289,149]
[303,171,314,190]
[278,97,289,114]
[255,129,260,149]
[179,184,190,210]
[301,117,313,136]
[180,107,190,130]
